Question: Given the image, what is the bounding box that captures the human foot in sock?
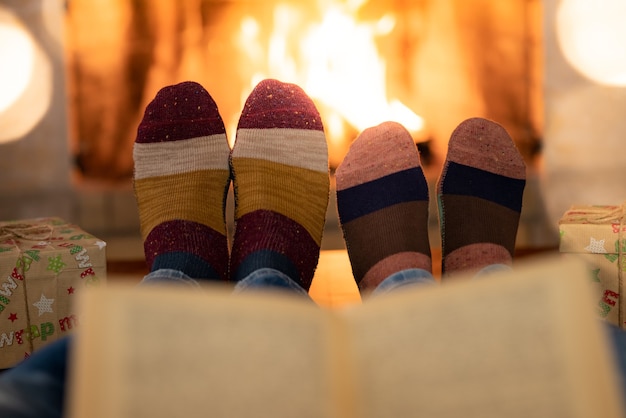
[336,121,432,293]
[437,117,526,277]
[133,81,231,280]
[229,79,329,291]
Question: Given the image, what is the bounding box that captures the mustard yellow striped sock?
[230,79,329,291]
[133,81,231,280]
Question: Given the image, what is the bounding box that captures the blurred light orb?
[0,6,52,144]
[0,24,33,113]
[557,0,626,87]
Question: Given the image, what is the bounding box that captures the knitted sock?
[133,81,231,280]
[437,117,526,277]
[336,121,431,292]
[229,79,329,291]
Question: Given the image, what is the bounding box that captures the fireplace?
[2,0,564,254]
[4,0,626,257]
[65,0,542,179]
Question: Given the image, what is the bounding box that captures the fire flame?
[236,0,424,166]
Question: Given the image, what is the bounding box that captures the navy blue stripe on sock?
[440,162,525,212]
[337,167,428,224]
[233,249,301,283]
[152,252,221,280]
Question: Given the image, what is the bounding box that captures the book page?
[341,256,624,418]
[68,284,349,418]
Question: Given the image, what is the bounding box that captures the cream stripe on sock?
[234,128,328,173]
[133,134,230,180]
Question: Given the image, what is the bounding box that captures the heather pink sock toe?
[336,122,431,292]
[437,117,526,277]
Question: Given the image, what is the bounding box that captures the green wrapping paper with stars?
[0,217,106,368]
[559,204,626,329]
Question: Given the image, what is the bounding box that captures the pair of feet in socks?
[133,79,526,295]
[337,118,526,292]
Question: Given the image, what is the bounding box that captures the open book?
[68,256,624,418]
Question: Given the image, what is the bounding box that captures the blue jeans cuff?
[234,268,310,298]
[371,264,515,296]
[372,268,437,296]
[473,263,513,277]
[140,269,202,288]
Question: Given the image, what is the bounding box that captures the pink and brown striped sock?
[336,121,432,293]
[229,79,329,291]
[133,81,231,280]
[437,117,526,277]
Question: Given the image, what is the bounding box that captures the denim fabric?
[370,268,437,296]
[139,268,203,288]
[473,263,513,277]
[0,336,69,418]
[372,264,512,296]
[234,268,311,298]
[606,322,626,409]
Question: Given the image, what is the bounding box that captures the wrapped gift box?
[559,205,625,328]
[0,217,106,368]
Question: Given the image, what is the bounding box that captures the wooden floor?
[107,247,558,309]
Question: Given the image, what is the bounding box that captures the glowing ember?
[236,0,424,166]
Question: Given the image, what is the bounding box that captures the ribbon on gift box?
[0,222,54,242]
[562,203,626,225]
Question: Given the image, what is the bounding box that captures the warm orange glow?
[309,250,361,308]
[235,0,424,164]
